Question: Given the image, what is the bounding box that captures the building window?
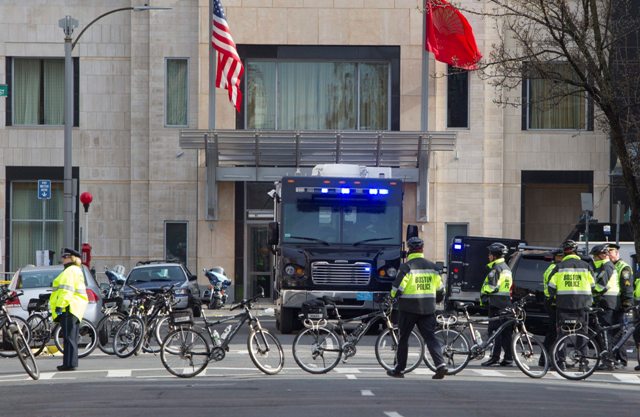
[165,221,187,264]
[447,65,469,128]
[165,58,188,126]
[238,45,400,131]
[246,61,388,130]
[10,181,64,271]
[523,62,589,130]
[6,57,79,126]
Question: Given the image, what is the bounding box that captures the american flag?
[212,0,244,112]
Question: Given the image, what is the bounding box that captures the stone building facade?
[0,0,612,298]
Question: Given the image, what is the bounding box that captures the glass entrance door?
[246,224,272,299]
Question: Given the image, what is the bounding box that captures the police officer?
[541,248,564,361]
[607,243,634,366]
[480,242,514,367]
[50,248,89,371]
[388,237,448,379]
[547,240,595,371]
[591,243,621,369]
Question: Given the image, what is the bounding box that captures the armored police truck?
[268,164,411,334]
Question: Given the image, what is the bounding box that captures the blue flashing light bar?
[295,186,393,196]
[453,243,463,250]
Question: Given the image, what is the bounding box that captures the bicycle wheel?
[376,327,425,373]
[551,333,599,380]
[27,314,50,357]
[247,329,285,375]
[153,316,173,347]
[53,319,98,358]
[141,316,165,353]
[160,328,210,378]
[96,313,125,355]
[292,327,342,374]
[0,317,32,358]
[11,326,39,380]
[112,316,145,358]
[423,328,471,375]
[512,331,548,378]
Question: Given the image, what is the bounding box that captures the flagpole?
[207,0,217,220]
[209,0,216,130]
[419,0,430,222]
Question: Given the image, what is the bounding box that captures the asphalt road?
[1,313,640,417]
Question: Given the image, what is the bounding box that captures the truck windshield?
[282,200,401,245]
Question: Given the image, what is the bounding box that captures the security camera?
[267,189,277,199]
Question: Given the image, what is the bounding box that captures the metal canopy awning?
[179,129,456,220]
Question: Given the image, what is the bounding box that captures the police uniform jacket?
[480,258,513,309]
[614,260,634,309]
[547,254,595,310]
[391,252,443,315]
[593,259,620,310]
[49,263,89,321]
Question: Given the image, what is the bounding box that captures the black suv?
[508,248,554,336]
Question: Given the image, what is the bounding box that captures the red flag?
[212,0,244,112]
[425,0,482,69]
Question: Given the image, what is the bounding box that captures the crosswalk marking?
[361,390,374,396]
[472,369,504,377]
[384,412,404,417]
[346,374,357,379]
[334,367,361,373]
[107,369,131,377]
[612,374,640,384]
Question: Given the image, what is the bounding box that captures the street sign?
[38,179,51,200]
[0,84,7,97]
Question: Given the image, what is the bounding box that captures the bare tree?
[466,0,640,253]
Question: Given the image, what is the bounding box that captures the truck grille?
[311,262,371,286]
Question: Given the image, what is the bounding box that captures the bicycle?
[550,304,640,380]
[95,279,125,355]
[25,293,98,358]
[0,285,39,380]
[112,284,180,358]
[424,294,549,378]
[291,295,425,374]
[160,288,284,378]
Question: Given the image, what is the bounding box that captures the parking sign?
[38,179,51,200]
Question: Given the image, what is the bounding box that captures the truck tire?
[278,308,297,334]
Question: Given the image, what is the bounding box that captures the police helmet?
[561,240,578,253]
[487,242,508,257]
[589,243,609,256]
[407,237,424,251]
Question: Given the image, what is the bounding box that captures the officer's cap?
[607,243,620,250]
[589,244,609,255]
[61,247,81,258]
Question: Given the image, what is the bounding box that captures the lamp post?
[58,5,170,249]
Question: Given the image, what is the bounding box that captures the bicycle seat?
[454,301,474,311]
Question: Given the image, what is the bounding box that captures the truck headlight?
[284,264,305,278]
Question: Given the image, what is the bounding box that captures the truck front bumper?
[279,289,389,311]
